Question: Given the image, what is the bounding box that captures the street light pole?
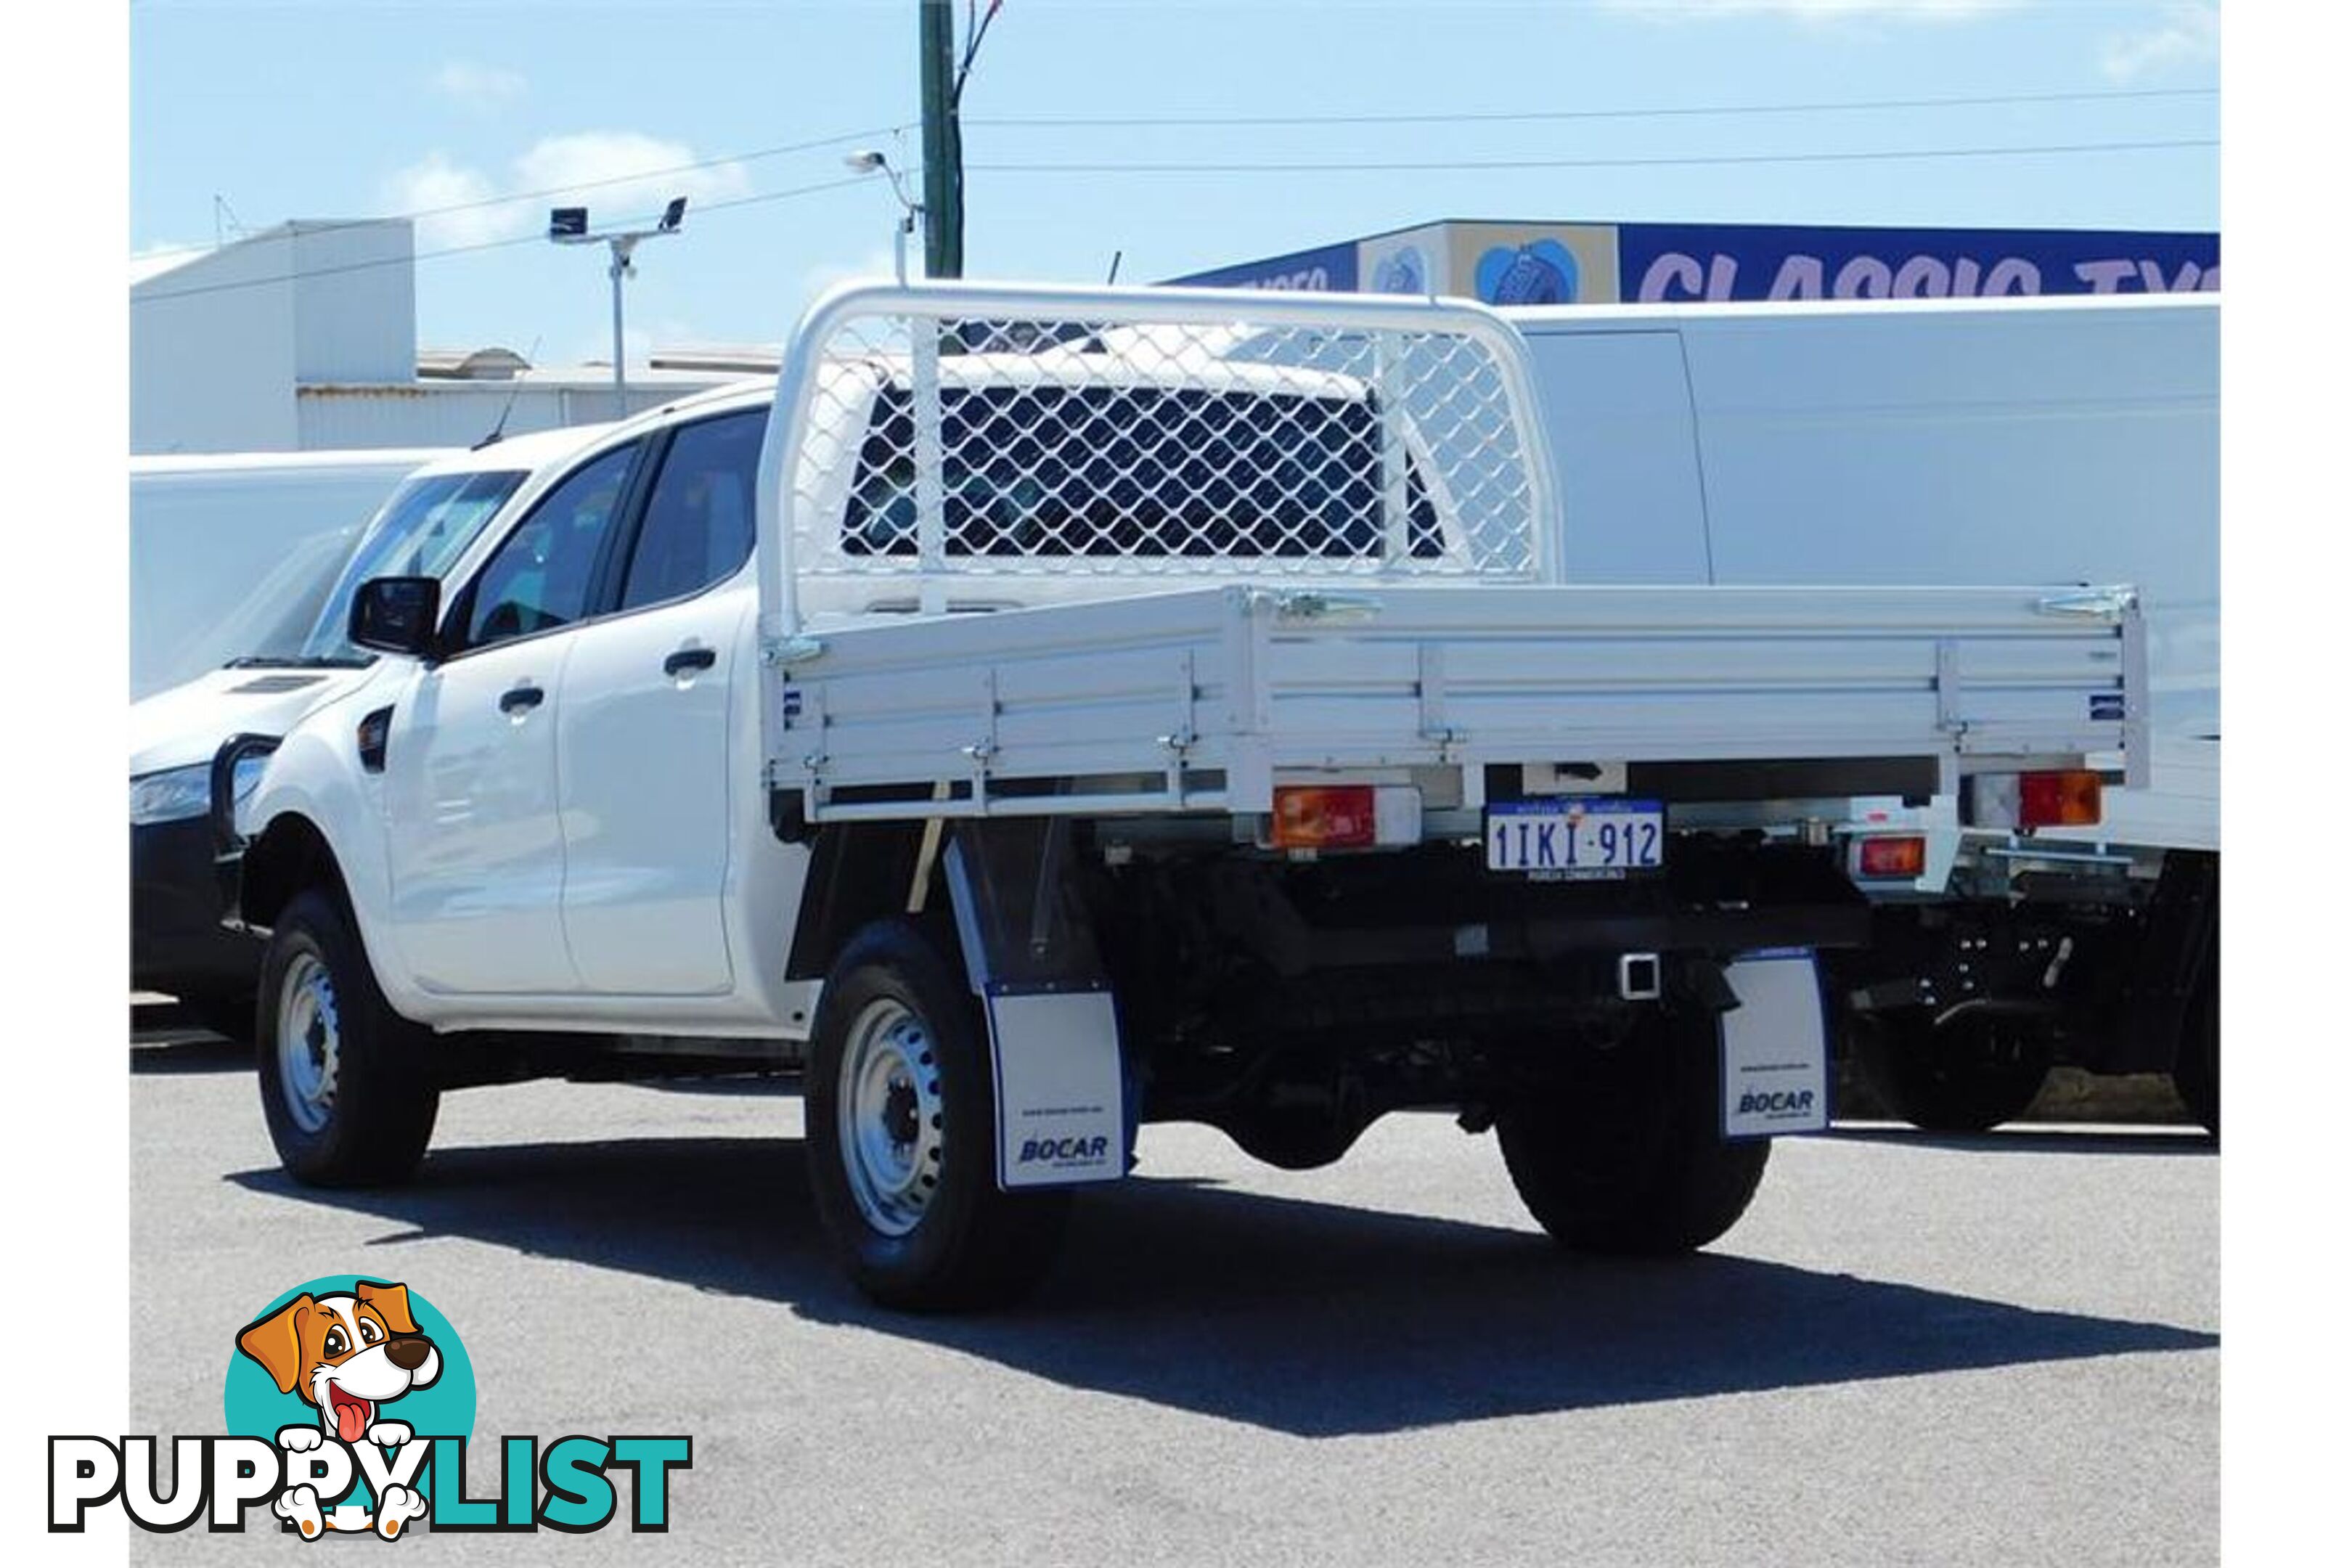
[550,199,688,419]
[844,150,922,282]
[608,240,631,415]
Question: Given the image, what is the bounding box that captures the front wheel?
[805,919,1071,1311]
[255,890,439,1186]
[1497,1008,1771,1256]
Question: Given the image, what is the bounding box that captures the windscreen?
[298,468,526,660]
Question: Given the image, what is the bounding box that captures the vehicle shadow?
[227,1132,2217,1438]
[129,1037,250,1074]
[1821,1124,2216,1158]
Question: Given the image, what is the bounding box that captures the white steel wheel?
[274,951,342,1135]
[805,917,1074,1311]
[255,889,439,1188]
[836,997,947,1238]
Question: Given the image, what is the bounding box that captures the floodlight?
[545,197,690,416]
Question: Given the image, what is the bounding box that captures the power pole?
[918,0,963,279]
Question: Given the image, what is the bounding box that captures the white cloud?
[381,133,753,251]
[430,60,527,111]
[1606,0,2022,19]
[381,152,506,247]
[2099,3,2219,81]
[514,131,754,221]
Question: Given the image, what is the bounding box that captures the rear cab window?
[842,385,1442,560]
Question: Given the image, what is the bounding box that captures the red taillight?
[1967,769,2106,830]
[2018,769,2102,828]
[1272,785,1377,849]
[1855,835,1927,878]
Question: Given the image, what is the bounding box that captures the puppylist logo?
[50,1275,691,1538]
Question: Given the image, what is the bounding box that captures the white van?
[1505,293,2218,1130]
[131,425,615,1030]
[130,449,458,701]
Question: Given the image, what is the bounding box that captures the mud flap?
[1719,948,1831,1140]
[944,822,1131,1191]
[983,990,1127,1189]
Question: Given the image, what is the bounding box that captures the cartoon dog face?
[237,1281,442,1445]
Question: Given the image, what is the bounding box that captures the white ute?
[224,282,2147,1308]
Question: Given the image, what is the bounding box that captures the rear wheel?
[1498,1008,1771,1255]
[1853,1009,2051,1133]
[255,890,439,1186]
[806,919,1071,1310]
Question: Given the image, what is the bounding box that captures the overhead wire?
[132,174,878,305]
[971,137,2221,176]
[131,86,2216,301]
[965,83,2218,130]
[131,123,912,269]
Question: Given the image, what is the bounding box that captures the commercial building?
[130,219,751,454]
[1170,219,2218,306]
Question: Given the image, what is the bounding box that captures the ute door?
[383,439,645,995]
[557,407,764,995]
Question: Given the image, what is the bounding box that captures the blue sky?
[129,1,2218,364]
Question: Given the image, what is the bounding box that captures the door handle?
[663,646,718,678]
[498,682,544,715]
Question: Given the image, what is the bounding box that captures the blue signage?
[1170,240,1358,293]
[1475,239,1581,305]
[1617,222,2216,303]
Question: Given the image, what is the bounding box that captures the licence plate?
[1485,797,1665,878]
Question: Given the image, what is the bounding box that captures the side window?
[618,409,765,612]
[462,441,640,650]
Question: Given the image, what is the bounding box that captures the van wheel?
[256,890,438,1186]
[1853,1010,2051,1133]
[1497,1009,1771,1255]
[806,919,1071,1311]
[2172,975,2219,1140]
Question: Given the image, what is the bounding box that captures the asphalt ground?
[128,1016,2218,1566]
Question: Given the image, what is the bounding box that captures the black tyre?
[2172,976,2219,1140]
[1853,1009,2051,1133]
[1497,1008,1771,1256]
[806,918,1071,1311]
[255,889,439,1186]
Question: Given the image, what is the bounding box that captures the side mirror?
[349,576,441,658]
